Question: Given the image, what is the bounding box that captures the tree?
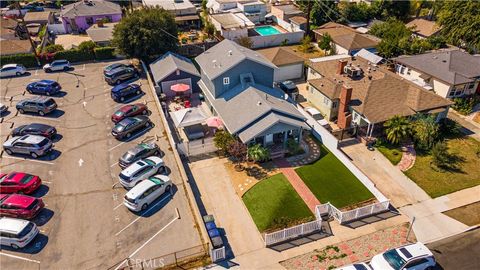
[112,7,178,61]
[383,115,411,145]
[310,0,339,27]
[213,130,235,155]
[437,0,480,53]
[228,140,247,167]
[78,40,96,53]
[299,35,314,53]
[431,141,450,168]
[338,2,374,22]
[236,36,253,49]
[411,114,439,150]
[317,33,332,52]
[247,144,270,162]
[204,22,215,38]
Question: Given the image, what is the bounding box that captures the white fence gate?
[316,201,390,224]
[210,246,226,262]
[264,220,324,246]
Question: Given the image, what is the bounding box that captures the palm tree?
[247,144,270,163]
[383,115,411,145]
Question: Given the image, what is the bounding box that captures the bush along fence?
[0,47,117,68]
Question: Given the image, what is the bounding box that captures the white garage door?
[274,63,304,82]
[160,78,192,97]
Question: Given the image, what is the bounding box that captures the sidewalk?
[448,110,480,141]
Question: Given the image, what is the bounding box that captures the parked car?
[16,97,57,116]
[11,123,57,139]
[370,242,436,270]
[278,80,299,100]
[118,157,165,189]
[111,116,151,140]
[111,83,142,102]
[0,194,44,219]
[335,263,372,270]
[103,63,131,75]
[111,103,148,122]
[43,60,71,72]
[0,217,39,249]
[123,175,172,212]
[26,80,61,96]
[118,142,160,169]
[104,66,138,85]
[0,64,27,78]
[0,103,7,114]
[0,172,42,195]
[305,107,329,127]
[3,135,53,158]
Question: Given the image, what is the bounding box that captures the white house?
[209,13,251,40]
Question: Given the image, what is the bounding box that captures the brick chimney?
[337,60,348,75]
[337,85,353,129]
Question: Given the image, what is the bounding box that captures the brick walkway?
[396,143,416,171]
[275,158,320,213]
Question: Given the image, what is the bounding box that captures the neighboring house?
[150,52,201,97]
[23,11,54,25]
[406,18,441,39]
[313,22,380,55]
[209,13,251,40]
[86,21,117,46]
[289,16,307,31]
[306,54,452,137]
[60,0,122,34]
[195,39,308,155]
[270,4,303,22]
[143,0,200,28]
[237,1,267,24]
[0,39,33,56]
[393,50,480,98]
[257,46,304,81]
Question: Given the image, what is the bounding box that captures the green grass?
[242,173,315,232]
[295,145,374,209]
[405,137,480,198]
[376,142,403,165]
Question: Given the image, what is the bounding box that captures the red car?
[0,172,42,194]
[0,194,44,219]
[111,103,148,123]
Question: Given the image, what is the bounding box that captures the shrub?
[0,54,38,68]
[451,95,480,115]
[286,138,304,155]
[236,36,253,49]
[431,141,450,169]
[78,40,97,53]
[213,130,235,155]
[43,44,64,53]
[299,36,314,53]
[94,47,116,60]
[247,144,270,162]
[54,49,94,62]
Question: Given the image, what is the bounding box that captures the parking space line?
[1,156,54,165]
[0,252,41,264]
[113,203,123,210]
[114,195,171,236]
[110,162,118,168]
[108,142,125,152]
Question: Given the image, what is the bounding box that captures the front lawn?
[295,145,375,209]
[404,137,480,198]
[242,173,315,233]
[375,140,403,165]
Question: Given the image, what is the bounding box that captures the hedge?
[54,49,95,62]
[94,47,116,60]
[0,54,38,68]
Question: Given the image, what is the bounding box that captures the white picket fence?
[264,219,323,246]
[210,246,226,262]
[316,201,390,224]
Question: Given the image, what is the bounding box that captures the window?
[332,101,337,109]
[406,69,411,75]
[467,83,475,90]
[176,69,180,76]
[396,64,406,74]
[223,77,230,85]
[323,96,330,105]
[86,17,94,25]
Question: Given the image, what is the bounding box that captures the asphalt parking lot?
[0,61,203,269]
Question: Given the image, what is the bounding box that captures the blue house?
[195,40,308,157]
[150,52,201,97]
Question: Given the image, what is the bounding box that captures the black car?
[12,123,57,139]
[111,116,151,140]
[103,63,130,75]
[118,142,160,168]
[111,83,142,102]
[104,66,138,85]
[278,80,299,100]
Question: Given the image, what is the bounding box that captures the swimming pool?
[255,26,281,36]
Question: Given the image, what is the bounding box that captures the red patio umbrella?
[170,83,190,93]
[206,117,223,128]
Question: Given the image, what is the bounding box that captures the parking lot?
[0,61,203,269]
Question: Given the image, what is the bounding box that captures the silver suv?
[16,97,57,116]
[3,135,53,158]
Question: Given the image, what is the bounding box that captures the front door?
[265,134,273,145]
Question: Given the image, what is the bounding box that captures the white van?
[124,175,172,212]
[0,217,39,249]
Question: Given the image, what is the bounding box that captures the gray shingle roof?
[86,22,117,42]
[394,50,480,85]
[150,52,200,83]
[61,0,122,18]
[195,39,277,80]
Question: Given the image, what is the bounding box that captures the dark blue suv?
[26,80,61,96]
[111,83,142,102]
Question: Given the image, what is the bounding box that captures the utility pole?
[305,0,312,36]
[15,2,41,66]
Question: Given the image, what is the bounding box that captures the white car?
[305,106,329,126]
[335,262,372,270]
[0,217,39,249]
[0,64,27,78]
[123,175,172,212]
[118,156,165,189]
[43,60,71,72]
[370,242,436,270]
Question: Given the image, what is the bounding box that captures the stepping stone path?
[397,144,416,171]
[287,136,322,167]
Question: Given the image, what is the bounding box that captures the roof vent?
[257,101,262,106]
[228,50,232,56]
[212,59,217,67]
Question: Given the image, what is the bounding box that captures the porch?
[248,128,303,159]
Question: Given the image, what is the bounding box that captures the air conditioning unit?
[344,66,362,78]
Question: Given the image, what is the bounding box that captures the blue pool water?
[255,26,281,36]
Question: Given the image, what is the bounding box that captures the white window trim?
[223,77,230,85]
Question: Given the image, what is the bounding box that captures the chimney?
[337,60,348,75]
[337,85,353,129]
[96,18,104,27]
